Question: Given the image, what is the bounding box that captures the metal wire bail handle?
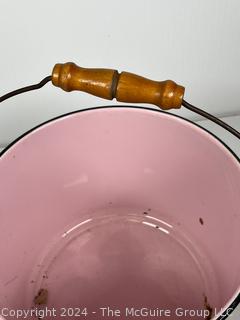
[0,62,239,140]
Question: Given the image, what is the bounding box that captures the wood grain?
[52,62,185,110]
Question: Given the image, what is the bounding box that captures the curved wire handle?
[0,74,239,140]
[182,99,240,140]
[0,76,51,103]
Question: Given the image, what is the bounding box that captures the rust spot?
[204,294,213,320]
[199,217,204,225]
[42,273,48,279]
[143,212,148,215]
[34,288,48,305]
[155,225,159,229]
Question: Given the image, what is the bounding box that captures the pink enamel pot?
[0,106,239,320]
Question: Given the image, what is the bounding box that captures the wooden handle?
[52,62,185,110]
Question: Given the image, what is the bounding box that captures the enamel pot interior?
[0,106,239,320]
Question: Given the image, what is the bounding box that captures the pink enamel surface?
[0,107,239,319]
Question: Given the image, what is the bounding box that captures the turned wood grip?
[52,62,185,110]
